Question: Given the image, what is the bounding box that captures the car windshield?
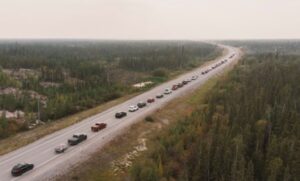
[13,164,24,169]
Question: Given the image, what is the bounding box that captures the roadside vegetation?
[0,40,220,139]
[130,45,300,181]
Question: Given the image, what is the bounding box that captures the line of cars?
[10,57,231,177]
[202,58,229,75]
[113,75,200,119]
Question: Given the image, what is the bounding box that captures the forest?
[130,43,300,181]
[0,40,219,138]
[222,40,300,55]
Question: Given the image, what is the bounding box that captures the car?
[55,144,68,153]
[91,123,107,132]
[147,98,155,103]
[182,80,188,85]
[172,85,178,91]
[11,163,34,177]
[164,88,172,94]
[129,105,139,112]
[137,101,147,108]
[191,75,198,80]
[115,111,127,118]
[68,133,87,146]
[177,82,183,88]
[156,94,164,98]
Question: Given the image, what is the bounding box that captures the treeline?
[222,40,300,55]
[130,54,300,181]
[0,40,218,72]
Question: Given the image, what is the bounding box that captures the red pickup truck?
[91,123,107,132]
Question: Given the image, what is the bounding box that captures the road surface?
[0,44,241,181]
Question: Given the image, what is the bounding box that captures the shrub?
[145,116,154,122]
[152,68,168,77]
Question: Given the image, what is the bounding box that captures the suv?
[68,133,87,146]
[177,82,183,88]
[91,123,107,132]
[182,80,188,85]
[137,101,147,108]
[115,112,127,118]
[156,94,164,99]
[191,75,198,80]
[164,88,172,94]
[11,163,34,177]
[129,105,139,112]
[147,98,155,103]
[172,85,178,91]
[55,144,68,153]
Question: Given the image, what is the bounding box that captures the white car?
[191,75,198,80]
[186,78,192,82]
[164,88,172,94]
[55,144,68,154]
[129,105,139,112]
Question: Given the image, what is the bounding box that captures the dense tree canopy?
[131,53,300,181]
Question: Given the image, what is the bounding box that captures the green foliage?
[0,40,218,138]
[152,68,168,77]
[130,54,300,181]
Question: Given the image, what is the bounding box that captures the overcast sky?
[0,0,299,40]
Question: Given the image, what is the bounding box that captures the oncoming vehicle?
[11,163,34,177]
[115,112,127,118]
[55,144,68,153]
[91,123,107,132]
[68,133,87,146]
[129,105,139,112]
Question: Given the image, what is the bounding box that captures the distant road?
[0,44,241,181]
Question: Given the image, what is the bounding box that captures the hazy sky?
[0,0,299,39]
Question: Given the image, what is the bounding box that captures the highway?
[0,44,241,181]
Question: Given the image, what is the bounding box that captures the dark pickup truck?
[68,133,87,146]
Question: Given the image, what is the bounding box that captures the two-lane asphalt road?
[0,44,241,181]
